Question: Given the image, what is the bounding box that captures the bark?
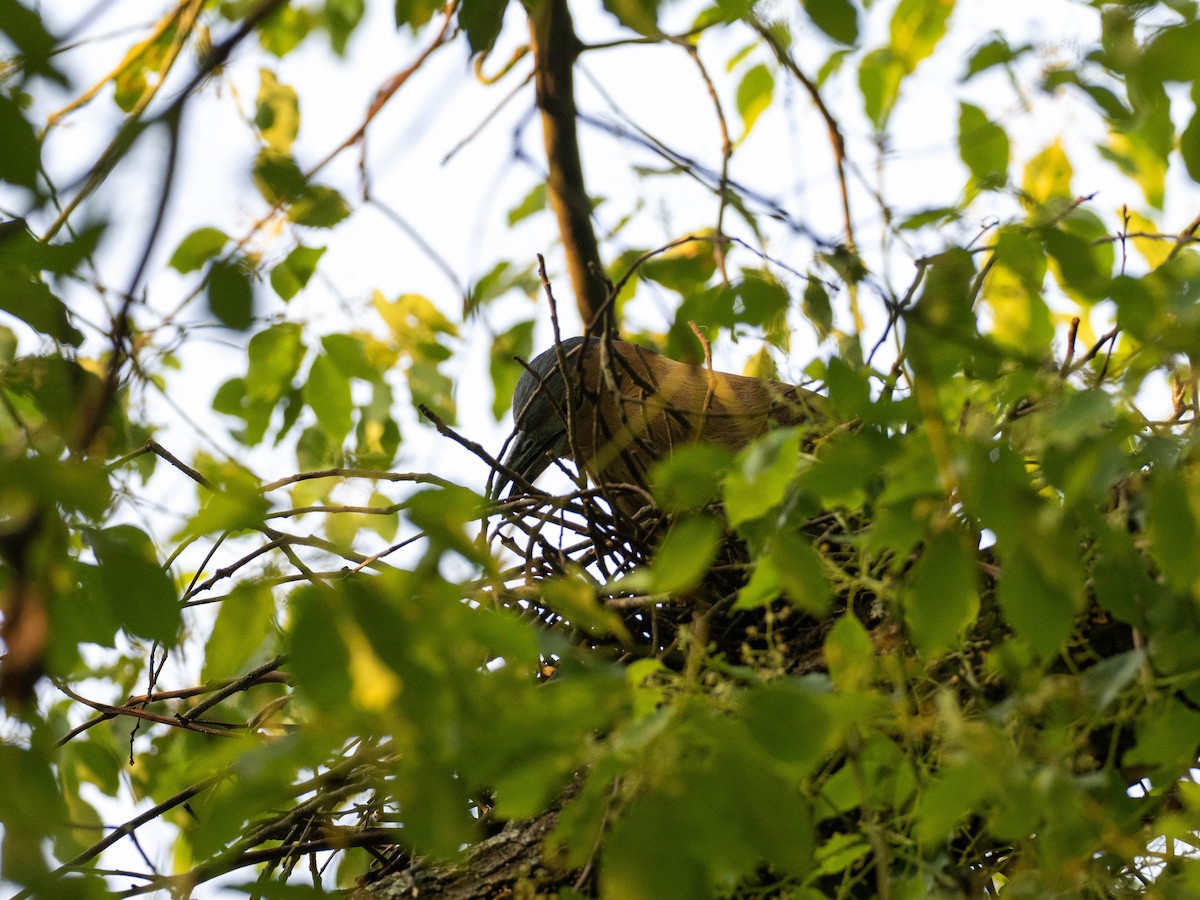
[527,0,612,335]
[354,805,579,899]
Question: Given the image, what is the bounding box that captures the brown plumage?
[495,336,831,514]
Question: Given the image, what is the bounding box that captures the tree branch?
[527,0,610,334]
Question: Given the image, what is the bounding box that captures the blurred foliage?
[2,0,1200,898]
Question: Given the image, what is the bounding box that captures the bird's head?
[492,336,594,501]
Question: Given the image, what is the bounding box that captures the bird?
[493,336,832,515]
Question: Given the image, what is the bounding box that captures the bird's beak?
[491,428,560,502]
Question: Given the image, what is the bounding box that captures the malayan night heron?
[493,336,831,514]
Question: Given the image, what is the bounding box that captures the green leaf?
[355,399,401,468]
[247,322,304,404]
[468,259,538,312]
[917,762,990,845]
[735,271,788,328]
[958,102,1008,190]
[907,247,977,378]
[0,271,83,345]
[0,220,102,276]
[962,37,1029,80]
[770,529,830,614]
[321,0,365,55]
[651,443,732,513]
[890,0,954,70]
[824,613,876,691]
[542,573,630,638]
[407,485,485,561]
[1100,130,1168,210]
[814,832,871,876]
[207,261,255,330]
[1147,468,1200,595]
[407,359,455,423]
[858,47,904,131]
[601,0,659,37]
[898,206,959,230]
[186,488,271,539]
[985,227,1051,350]
[506,183,546,226]
[252,149,307,204]
[255,69,300,154]
[375,292,458,349]
[169,227,230,274]
[816,47,851,86]
[459,0,508,54]
[735,552,785,609]
[736,64,774,139]
[112,24,175,111]
[998,544,1081,658]
[0,745,61,846]
[799,427,896,508]
[0,94,40,189]
[257,4,314,56]
[1022,139,1073,208]
[288,586,352,710]
[1181,106,1200,185]
[304,353,353,442]
[322,332,379,381]
[202,581,275,680]
[395,0,441,29]
[648,516,722,594]
[1043,225,1110,304]
[0,0,68,85]
[742,682,835,771]
[802,278,833,339]
[801,0,858,45]
[643,240,716,293]
[489,319,535,419]
[1137,18,1200,84]
[0,456,111,520]
[296,422,339,469]
[1182,83,1200,187]
[1126,700,1200,780]
[269,244,325,300]
[87,525,181,644]
[603,718,813,897]
[723,428,801,528]
[904,530,978,655]
[288,185,350,228]
[0,325,15,363]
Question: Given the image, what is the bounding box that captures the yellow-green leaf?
[736,64,774,140]
[1022,139,1073,208]
[255,69,300,154]
[305,353,353,442]
[904,530,978,655]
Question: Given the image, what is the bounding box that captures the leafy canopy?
[2,0,1200,898]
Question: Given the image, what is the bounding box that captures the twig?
[303,2,459,178]
[52,679,239,737]
[681,42,732,281]
[1062,316,1080,374]
[259,467,452,493]
[10,778,220,900]
[751,18,855,255]
[178,655,287,722]
[1166,210,1200,263]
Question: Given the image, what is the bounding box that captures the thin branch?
[11,777,219,900]
[178,655,287,723]
[750,18,855,254]
[680,41,732,281]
